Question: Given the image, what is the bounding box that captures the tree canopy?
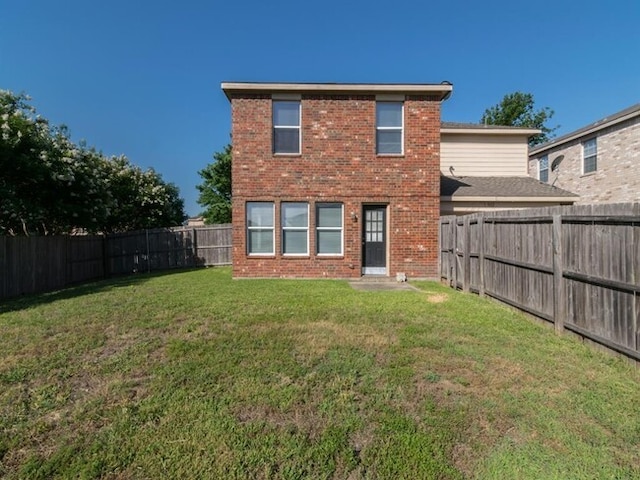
[0,89,186,235]
[480,92,558,146]
[196,144,232,224]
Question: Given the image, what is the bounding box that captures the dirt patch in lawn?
[291,321,397,357]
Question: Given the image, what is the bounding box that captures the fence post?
[452,219,458,289]
[552,214,565,333]
[478,216,485,297]
[463,216,471,292]
[145,229,151,273]
[192,227,198,267]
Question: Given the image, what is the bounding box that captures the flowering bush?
[0,90,185,235]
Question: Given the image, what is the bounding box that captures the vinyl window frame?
[582,137,597,174]
[272,100,301,155]
[376,101,404,155]
[246,202,275,256]
[316,203,344,256]
[538,155,549,183]
[281,202,309,256]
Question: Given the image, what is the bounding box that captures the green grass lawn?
[1,268,639,479]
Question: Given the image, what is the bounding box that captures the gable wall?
[441,133,529,176]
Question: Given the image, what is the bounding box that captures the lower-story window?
[316,203,343,255]
[282,202,308,255]
[247,202,274,255]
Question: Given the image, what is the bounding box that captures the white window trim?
[316,203,344,256]
[247,202,275,256]
[582,138,597,174]
[281,202,309,256]
[376,102,404,155]
[273,100,301,155]
[538,155,549,182]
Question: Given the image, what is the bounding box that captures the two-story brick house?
[222,82,453,279]
[528,103,640,203]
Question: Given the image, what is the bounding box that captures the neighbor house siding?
[528,116,640,203]
[230,93,442,279]
[441,134,529,176]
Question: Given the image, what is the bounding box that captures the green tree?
[0,89,186,235]
[196,144,232,224]
[480,92,558,147]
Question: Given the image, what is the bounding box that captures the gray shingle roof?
[441,175,578,198]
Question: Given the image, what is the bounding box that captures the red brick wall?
[231,93,441,278]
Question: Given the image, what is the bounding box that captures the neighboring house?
[440,122,577,214]
[186,216,205,227]
[528,103,640,203]
[222,81,453,279]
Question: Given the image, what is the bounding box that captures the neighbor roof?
[529,103,640,156]
[440,175,578,201]
[221,81,453,101]
[441,121,540,136]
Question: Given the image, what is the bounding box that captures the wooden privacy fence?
[440,203,640,362]
[0,224,232,301]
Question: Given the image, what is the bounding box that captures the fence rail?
[0,224,232,301]
[440,203,640,362]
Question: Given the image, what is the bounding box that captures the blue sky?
[2,0,638,216]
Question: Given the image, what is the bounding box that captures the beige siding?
[441,133,529,176]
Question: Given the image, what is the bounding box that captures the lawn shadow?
[0,268,203,315]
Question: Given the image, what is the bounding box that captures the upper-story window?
[538,155,549,183]
[376,102,403,155]
[583,138,597,174]
[273,101,301,154]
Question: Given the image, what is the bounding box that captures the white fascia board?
[221,82,453,100]
[441,127,541,136]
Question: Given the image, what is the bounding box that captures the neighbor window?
[539,155,549,183]
[583,138,597,174]
[376,102,403,154]
[281,202,308,255]
[316,203,343,255]
[273,101,301,154]
[247,202,274,255]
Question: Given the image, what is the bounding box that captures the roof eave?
[221,82,454,101]
[441,127,541,136]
